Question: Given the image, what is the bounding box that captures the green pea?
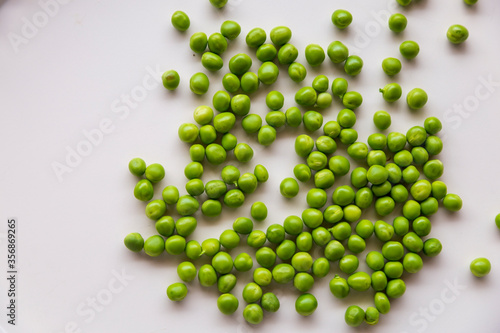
[228,53,252,75]
[211,91,230,113]
[386,279,406,298]
[305,44,325,66]
[295,87,317,106]
[192,106,213,126]
[302,208,323,229]
[176,195,198,216]
[367,165,389,185]
[198,125,217,145]
[397,0,412,6]
[425,136,443,155]
[249,202,267,222]
[198,264,217,287]
[128,157,146,177]
[265,111,286,128]
[355,219,374,239]
[366,251,385,271]
[329,275,349,298]
[316,92,333,108]
[201,52,223,71]
[406,126,427,147]
[265,90,284,111]
[421,197,439,218]
[294,272,315,292]
[329,156,350,177]
[374,292,391,314]
[306,188,327,209]
[339,254,359,274]
[384,261,403,279]
[337,109,356,128]
[221,133,237,151]
[431,180,447,199]
[403,165,420,184]
[241,114,262,134]
[205,143,227,165]
[189,72,210,95]
[332,185,355,207]
[144,163,165,183]
[412,147,429,165]
[423,238,442,257]
[240,72,260,93]
[278,44,299,65]
[311,75,329,93]
[283,216,304,237]
[247,230,266,248]
[367,134,387,151]
[220,20,241,40]
[413,216,432,237]
[207,33,227,55]
[209,0,228,8]
[342,91,363,109]
[423,159,444,180]
[258,61,279,85]
[464,0,478,4]
[387,132,407,153]
[347,235,366,254]
[344,205,362,223]
[382,241,404,261]
[403,253,423,273]
[222,73,240,93]
[324,240,345,261]
[171,11,190,31]
[400,40,420,60]
[393,216,409,236]
[165,235,186,255]
[256,247,276,268]
[355,187,374,209]
[166,283,188,302]
[307,151,328,170]
[374,220,394,242]
[270,26,292,46]
[285,107,302,127]
[291,252,313,272]
[312,258,330,278]
[373,182,392,197]
[424,116,442,134]
[371,271,388,291]
[403,200,421,220]
[373,110,391,130]
[348,271,371,291]
[339,129,358,145]
[367,150,386,167]
[276,240,296,261]
[185,240,202,260]
[312,227,331,247]
[348,142,368,160]
[365,307,380,326]
[233,217,253,235]
[303,111,323,132]
[230,94,250,116]
[219,229,240,249]
[407,88,428,109]
[221,166,240,185]
[332,9,353,29]
[256,43,277,62]
[345,305,364,327]
[189,144,205,162]
[327,41,349,64]
[134,179,154,202]
[280,177,299,198]
[217,293,239,315]
[243,304,263,325]
[124,232,144,252]
[394,150,413,167]
[388,13,407,32]
[201,238,220,257]
[161,70,180,91]
[295,294,318,316]
[242,282,262,303]
[272,263,295,284]
[447,24,469,44]
[175,216,197,237]
[316,136,337,155]
[246,27,266,48]
[323,120,341,138]
[253,267,272,287]
[266,224,285,244]
[233,143,253,163]
[349,167,367,189]
[261,292,280,313]
[177,261,197,282]
[443,193,463,212]
[382,57,402,76]
[201,199,222,217]
[344,55,363,76]
[380,83,402,102]
[254,164,269,183]
[190,32,207,53]
[315,169,335,189]
[257,125,277,146]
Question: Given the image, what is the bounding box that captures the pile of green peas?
[122,4,472,328]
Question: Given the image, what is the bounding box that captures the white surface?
[1,0,500,332]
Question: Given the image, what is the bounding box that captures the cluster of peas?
[122,0,489,328]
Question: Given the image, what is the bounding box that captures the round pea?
[284,215,303,235]
[291,252,313,272]
[412,147,429,165]
[253,268,272,286]
[201,199,222,217]
[344,55,363,76]
[270,26,292,46]
[233,217,253,235]
[190,32,207,53]
[280,177,299,198]
[185,240,202,260]
[220,20,241,40]
[177,261,197,282]
[134,179,154,202]
[412,216,432,237]
[254,164,269,183]
[342,91,363,109]
[207,33,227,55]
[295,294,318,316]
[329,275,349,298]
[295,87,317,106]
[201,238,220,257]
[443,193,463,212]
[339,254,359,274]
[407,88,428,110]
[219,229,240,249]
[241,114,262,134]
[228,53,252,75]
[272,263,295,284]
[124,232,144,252]
[276,240,296,261]
[261,293,280,313]
[278,44,299,65]
[324,240,345,261]
[217,293,239,315]
[423,238,442,257]
[240,72,259,93]
[243,304,263,325]
[355,219,374,239]
[373,110,391,130]
[400,40,420,60]
[389,13,407,32]
[327,41,349,64]
[403,253,423,273]
[366,251,385,271]
[386,279,406,298]
[303,111,323,132]
[348,271,371,291]
[166,283,188,301]
[175,216,197,237]
[305,44,325,66]
[384,261,403,279]
[332,9,353,29]
[257,125,277,146]
[374,220,394,242]
[296,232,313,252]
[161,70,180,90]
[375,292,391,314]
[294,272,315,292]
[425,116,443,135]
[205,143,227,165]
[345,305,364,327]
[324,120,341,138]
[246,27,266,48]
[447,24,469,44]
[164,235,186,255]
[265,111,286,128]
[171,11,190,32]
[329,156,350,176]
[258,61,279,85]
[312,258,330,278]
[380,83,402,103]
[230,94,251,116]
[332,185,355,206]
[209,0,227,8]
[242,282,262,303]
[189,72,209,95]
[382,57,402,76]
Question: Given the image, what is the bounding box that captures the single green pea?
[185,240,202,260]
[164,235,186,255]
[270,26,292,46]
[339,254,359,274]
[403,165,420,184]
[145,163,165,183]
[302,208,323,229]
[365,307,380,326]
[201,52,223,71]
[394,150,413,167]
[423,238,442,257]
[176,195,199,216]
[305,44,325,66]
[332,9,353,29]
[374,220,394,242]
[323,120,341,138]
[253,268,272,286]
[278,44,299,65]
[373,110,391,130]
[347,235,366,254]
[257,125,277,146]
[171,11,190,32]
[250,201,267,221]
[312,227,332,247]
[228,53,252,75]
[166,283,188,302]
[342,91,363,109]
[161,70,180,91]
[425,136,443,155]
[276,240,296,261]
[332,185,355,207]
[240,72,260,93]
[443,193,463,212]
[243,304,263,325]
[406,125,427,146]
[400,40,420,60]
[316,92,332,108]
[246,27,267,48]
[205,143,227,165]
[386,279,406,298]
[175,216,197,237]
[177,261,197,282]
[350,167,368,188]
[327,41,349,64]
[230,94,251,116]
[343,205,362,223]
[233,217,253,235]
[367,165,389,185]
[201,199,222,217]
[324,240,345,262]
[294,272,315,292]
[220,166,240,185]
[222,73,240,93]
[184,162,203,180]
[431,180,447,200]
[373,181,392,197]
[247,230,266,248]
[367,150,387,167]
[329,156,350,177]
[345,305,364,327]
[355,187,374,209]
[261,292,280,313]
[316,135,337,154]
[124,232,144,252]
[382,57,402,76]
[344,55,363,76]
[380,83,402,103]
[266,90,284,111]
[355,220,374,239]
[209,0,228,8]
[189,72,210,95]
[410,179,432,201]
[280,177,299,198]
[413,216,432,237]
[217,293,239,315]
[367,134,387,151]
[329,275,350,298]
[201,238,220,257]
[286,107,302,127]
[348,271,372,291]
[198,124,217,145]
[407,88,428,110]
[234,143,254,163]
[391,184,409,203]
[291,252,313,272]
[337,108,356,128]
[266,224,285,244]
[296,232,313,252]
[295,294,318,316]
[311,75,329,93]
[403,253,423,273]
[374,292,391,314]
[258,61,279,85]
[424,116,443,135]
[193,105,214,126]
[295,87,317,106]
[189,144,205,162]
[387,132,407,152]
[312,258,330,278]
[447,24,469,44]
[212,91,230,112]
[220,20,241,40]
[384,261,403,279]
[254,164,269,183]
[208,32,227,54]
[265,111,286,128]
[371,271,388,291]
[397,0,412,6]
[393,216,410,236]
[382,241,404,261]
[219,229,240,249]
[134,179,154,202]
[190,32,207,53]
[313,170,334,190]
[284,215,304,235]
[423,159,444,180]
[366,251,385,271]
[242,282,262,303]
[128,157,146,177]
[403,199,421,220]
[412,147,429,165]
[256,247,276,268]
[307,151,328,171]
[388,13,407,32]
[272,263,295,284]
[241,114,262,134]
[221,133,237,151]
[303,111,323,132]
[306,188,327,209]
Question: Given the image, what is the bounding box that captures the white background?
[1,0,500,332]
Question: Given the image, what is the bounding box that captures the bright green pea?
[355,219,374,239]
[373,110,391,130]
[303,111,323,132]
[171,11,190,31]
[229,53,252,75]
[294,272,315,292]
[374,292,391,314]
[311,75,329,93]
[366,251,385,271]
[389,13,407,32]
[134,179,154,202]
[190,32,207,53]
[234,143,253,163]
[230,94,251,116]
[212,91,230,112]
[145,200,166,220]
[407,88,428,109]
[431,180,447,199]
[316,92,332,108]
[295,87,317,106]
[367,150,387,167]
[124,232,144,252]
[382,241,404,261]
[443,193,463,212]
[367,165,389,185]
[257,125,277,146]
[423,238,442,257]
[128,157,146,177]
[189,144,205,162]
[253,267,272,287]
[400,40,420,60]
[425,136,443,155]
[332,185,355,206]
[222,73,240,93]
[350,167,368,188]
[302,208,324,229]
[205,143,227,165]
[280,177,299,198]
[266,224,285,244]
[372,181,392,197]
[337,108,356,128]
[272,263,295,284]
[344,55,363,76]
[221,166,240,185]
[201,238,220,257]
[393,216,409,236]
[382,57,402,76]
[380,83,402,102]
[291,252,313,272]
[256,247,276,268]
[424,116,442,134]
[266,90,284,111]
[397,0,412,6]
[289,62,308,83]
[365,307,380,326]
[413,216,432,237]
[243,304,263,325]
[423,159,444,180]
[329,156,350,176]
[164,235,186,255]
[316,136,337,155]
[312,227,332,247]
[261,292,280,313]
[189,72,209,95]
[166,283,188,302]
[305,44,325,66]
[198,264,217,287]
[384,261,403,279]
[241,114,262,134]
[249,202,267,221]
[342,91,363,109]
[315,169,335,189]
[209,0,228,8]
[403,253,423,273]
[219,229,240,249]
[307,151,327,171]
[406,125,427,146]
[329,275,349,298]
[286,107,302,127]
[221,133,237,151]
[185,240,202,260]
[386,279,406,298]
[276,240,296,261]
[332,9,353,29]
[327,41,349,64]
[345,305,364,327]
[199,124,217,144]
[234,253,253,272]
[265,111,286,129]
[247,230,266,248]
[347,142,368,160]
[355,187,374,209]
[312,258,330,278]
[374,220,394,242]
[348,271,371,291]
[339,254,359,274]
[403,199,421,220]
[371,271,388,291]
[145,163,165,183]
[284,215,304,235]
[323,120,341,138]
[223,189,245,208]
[410,179,432,201]
[270,26,292,46]
[177,261,197,282]
[306,188,327,208]
[254,164,269,183]
[256,43,278,62]
[217,293,239,315]
[240,71,259,93]
[246,27,266,48]
[184,162,203,180]
[201,199,222,217]
[347,235,366,253]
[344,205,362,223]
[394,150,413,167]
[232,217,253,235]
[161,70,180,90]
[324,240,345,261]
[403,165,420,184]
[208,33,227,54]
[296,232,313,252]
[391,184,409,203]
[387,132,407,152]
[278,44,299,65]
[220,20,241,40]
[201,52,223,71]
[295,294,318,316]
[412,147,429,165]
[258,61,279,85]
[193,106,214,126]
[447,24,469,44]
[175,216,197,237]
[367,134,387,150]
